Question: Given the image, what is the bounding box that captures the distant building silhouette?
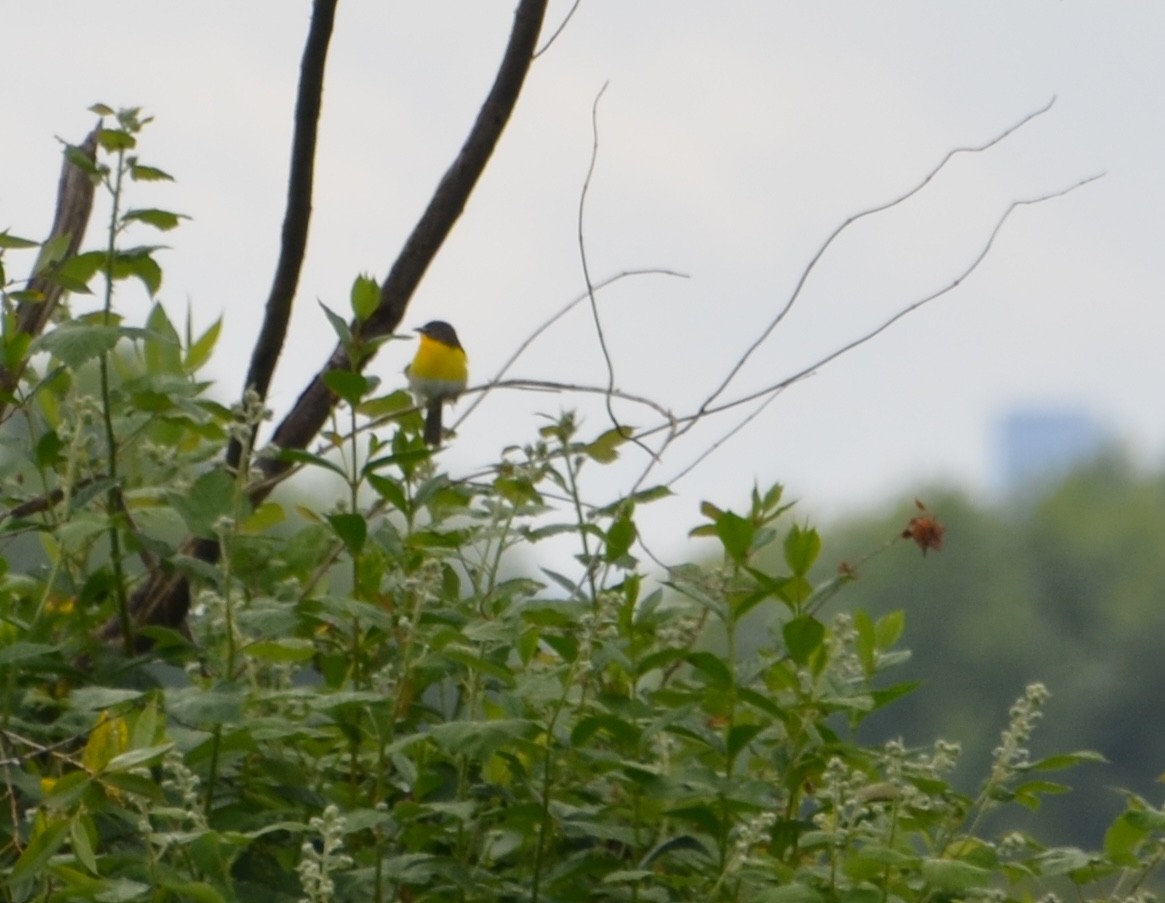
[996,407,1105,493]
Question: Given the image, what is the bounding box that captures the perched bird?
[406,320,468,446]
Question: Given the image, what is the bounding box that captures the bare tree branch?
[0,127,99,412]
[260,0,550,487]
[227,0,339,474]
[103,0,550,648]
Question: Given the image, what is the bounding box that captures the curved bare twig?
[534,0,583,58]
[643,172,1105,485]
[262,0,549,486]
[453,266,687,429]
[107,0,551,648]
[683,97,1059,438]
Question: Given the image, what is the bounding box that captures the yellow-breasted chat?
[406,320,468,446]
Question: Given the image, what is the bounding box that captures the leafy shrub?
[1,110,1162,903]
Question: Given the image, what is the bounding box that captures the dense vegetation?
[0,108,1163,902]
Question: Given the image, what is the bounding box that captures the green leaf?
[366,473,408,512]
[586,426,632,463]
[784,524,821,576]
[130,163,175,182]
[35,322,122,368]
[757,885,826,903]
[350,273,379,322]
[319,301,353,346]
[875,610,905,649]
[685,651,732,688]
[111,248,162,296]
[605,509,637,563]
[103,743,174,773]
[1031,846,1095,876]
[427,719,537,759]
[0,231,39,249]
[638,834,710,867]
[98,127,136,152]
[11,816,70,884]
[239,501,285,534]
[1028,750,1107,771]
[123,207,187,231]
[783,615,824,665]
[327,512,367,556]
[715,510,753,562]
[185,315,222,372]
[726,723,764,759]
[158,882,228,903]
[70,817,98,874]
[246,637,316,663]
[324,369,372,405]
[920,858,993,891]
[55,250,105,289]
[278,447,346,477]
[64,143,102,176]
[35,429,64,467]
[145,302,183,375]
[0,641,58,665]
[168,468,237,537]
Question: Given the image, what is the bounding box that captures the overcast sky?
[7,3,1164,550]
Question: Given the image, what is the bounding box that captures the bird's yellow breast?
[411,335,468,382]
[408,334,468,402]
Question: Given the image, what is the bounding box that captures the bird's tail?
[424,402,444,446]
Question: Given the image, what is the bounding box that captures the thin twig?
[452,267,687,428]
[683,96,1059,439]
[533,0,582,58]
[577,84,621,426]
[636,173,1105,481]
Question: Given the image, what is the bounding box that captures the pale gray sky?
[6,3,1163,547]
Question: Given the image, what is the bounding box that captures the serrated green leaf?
[130,163,175,182]
[123,207,187,231]
[111,249,162,296]
[98,128,136,152]
[586,426,632,463]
